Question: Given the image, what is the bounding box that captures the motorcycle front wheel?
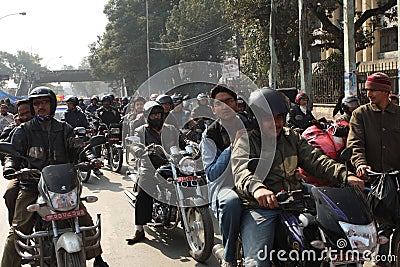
[184,206,214,263]
[61,249,85,267]
[77,167,91,183]
[108,144,123,173]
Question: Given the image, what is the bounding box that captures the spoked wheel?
[392,229,400,267]
[184,207,214,263]
[108,144,123,173]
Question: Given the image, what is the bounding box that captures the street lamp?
[0,12,26,21]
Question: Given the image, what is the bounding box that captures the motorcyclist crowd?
[0,71,399,267]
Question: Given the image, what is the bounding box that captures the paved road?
[0,165,220,267]
[0,164,379,267]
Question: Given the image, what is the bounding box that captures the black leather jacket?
[64,107,89,128]
[287,105,316,131]
[97,106,121,126]
[4,117,95,192]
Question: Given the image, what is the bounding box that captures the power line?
[151,25,230,51]
[151,24,230,47]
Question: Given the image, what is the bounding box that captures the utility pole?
[269,0,277,89]
[146,0,151,97]
[398,0,400,93]
[298,0,312,101]
[343,0,357,97]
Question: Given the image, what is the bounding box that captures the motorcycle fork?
[170,163,191,232]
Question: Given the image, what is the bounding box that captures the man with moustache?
[231,88,364,267]
[347,72,400,267]
[1,99,34,226]
[1,87,108,267]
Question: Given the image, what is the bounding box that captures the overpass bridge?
[18,69,111,96]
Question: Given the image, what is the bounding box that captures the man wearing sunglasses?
[1,87,108,267]
[201,85,248,267]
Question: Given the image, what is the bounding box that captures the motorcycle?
[219,148,379,266]
[124,136,214,263]
[73,126,98,183]
[366,169,400,266]
[0,135,106,267]
[99,122,123,173]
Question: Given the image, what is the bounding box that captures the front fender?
[56,232,83,253]
[114,144,123,149]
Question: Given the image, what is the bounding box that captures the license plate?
[109,138,119,141]
[44,209,85,221]
[177,176,198,183]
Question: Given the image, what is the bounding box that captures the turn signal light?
[27,204,40,212]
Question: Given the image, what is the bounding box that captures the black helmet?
[101,95,111,103]
[341,96,360,114]
[29,86,57,115]
[156,94,173,105]
[249,88,290,117]
[143,101,164,119]
[108,94,115,102]
[172,95,182,104]
[66,96,79,106]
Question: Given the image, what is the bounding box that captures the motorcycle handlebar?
[366,169,400,176]
[4,168,41,181]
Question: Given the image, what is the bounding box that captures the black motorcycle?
[124,136,214,263]
[73,126,97,183]
[98,122,123,173]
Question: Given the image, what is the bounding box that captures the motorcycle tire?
[61,249,85,267]
[108,144,123,173]
[77,166,91,183]
[392,229,400,267]
[184,206,214,263]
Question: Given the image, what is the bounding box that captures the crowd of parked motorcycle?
[1,72,400,267]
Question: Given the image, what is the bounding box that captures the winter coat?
[287,105,316,131]
[64,107,89,128]
[347,102,400,172]
[232,127,348,208]
[4,117,95,192]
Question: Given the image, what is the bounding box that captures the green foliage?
[0,51,45,89]
[160,0,232,62]
[225,0,300,87]
[88,0,177,95]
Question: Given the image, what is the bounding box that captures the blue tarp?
[0,90,26,103]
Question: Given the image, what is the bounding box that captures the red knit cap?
[365,72,392,91]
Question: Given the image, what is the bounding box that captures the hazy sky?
[1,0,109,70]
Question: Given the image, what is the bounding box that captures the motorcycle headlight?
[110,128,120,134]
[48,187,79,211]
[338,221,378,252]
[178,157,196,175]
